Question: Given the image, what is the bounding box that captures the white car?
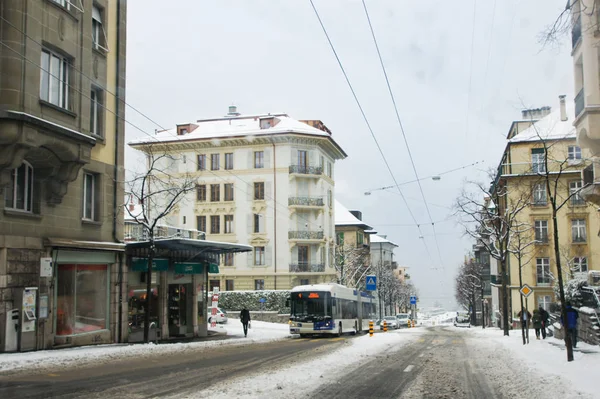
[208,307,228,324]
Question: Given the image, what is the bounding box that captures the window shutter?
[247,214,253,234]
[309,150,316,166]
[265,182,272,200]
[291,148,298,165]
[310,245,318,263]
[248,150,254,169]
[265,245,272,266]
[264,148,271,169]
[248,251,254,267]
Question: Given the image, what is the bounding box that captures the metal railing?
[575,88,585,117]
[500,160,586,177]
[288,196,324,206]
[288,230,324,240]
[289,263,325,273]
[535,233,549,244]
[124,221,206,241]
[289,165,323,176]
[572,16,582,48]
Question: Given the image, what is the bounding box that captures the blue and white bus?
[288,283,377,337]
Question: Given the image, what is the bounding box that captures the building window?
[570,181,585,206]
[182,216,186,225]
[300,279,310,286]
[538,295,552,311]
[40,49,69,109]
[224,183,234,201]
[572,219,587,242]
[4,162,34,212]
[254,182,265,200]
[178,127,188,136]
[90,88,103,137]
[223,253,234,267]
[298,245,309,266]
[197,215,206,233]
[255,279,265,290]
[210,184,220,202]
[298,150,308,169]
[224,215,234,234]
[254,214,265,233]
[328,189,332,208]
[532,183,547,206]
[531,148,546,173]
[356,231,364,246]
[211,154,220,170]
[196,184,206,202]
[536,258,551,285]
[320,155,324,171]
[197,154,206,170]
[254,247,265,266]
[209,280,220,292]
[56,264,109,336]
[210,215,220,234]
[225,153,234,170]
[254,151,264,168]
[336,232,344,246]
[568,146,582,162]
[225,279,234,291]
[92,5,108,52]
[573,257,588,273]
[327,162,332,178]
[83,172,98,221]
[534,220,548,243]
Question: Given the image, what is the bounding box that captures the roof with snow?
[370,234,399,247]
[509,102,576,143]
[128,112,347,158]
[334,200,373,230]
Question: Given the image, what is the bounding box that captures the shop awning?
[125,238,252,255]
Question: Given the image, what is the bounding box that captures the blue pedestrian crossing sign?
[410,296,417,305]
[366,275,377,291]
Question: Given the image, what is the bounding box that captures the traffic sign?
[520,284,533,298]
[366,275,377,291]
[410,296,417,305]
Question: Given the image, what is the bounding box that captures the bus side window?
[332,298,337,307]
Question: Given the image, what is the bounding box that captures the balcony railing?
[500,160,586,177]
[572,16,582,48]
[575,88,584,117]
[289,262,325,273]
[288,196,324,207]
[288,230,324,240]
[535,233,549,244]
[289,164,323,176]
[124,221,205,242]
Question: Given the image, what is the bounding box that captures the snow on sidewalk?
[174,328,426,399]
[0,320,290,375]
[465,327,600,398]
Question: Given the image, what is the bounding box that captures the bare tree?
[125,148,198,343]
[454,256,483,325]
[456,172,531,336]
[539,0,597,48]
[332,240,372,288]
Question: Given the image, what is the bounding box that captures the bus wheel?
[299,334,307,338]
[337,323,343,337]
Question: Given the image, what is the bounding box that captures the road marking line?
[452,339,461,344]
[426,346,432,349]
[47,373,59,377]
[330,337,344,342]
[418,353,424,358]
[417,338,425,343]
[403,365,415,372]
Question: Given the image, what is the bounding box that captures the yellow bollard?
[407,319,411,328]
[412,319,416,328]
[383,320,387,332]
[369,320,374,337]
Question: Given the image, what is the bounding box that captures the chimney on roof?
[227,105,240,116]
[349,210,362,221]
[559,95,567,121]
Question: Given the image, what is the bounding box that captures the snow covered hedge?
[216,290,291,313]
[554,279,588,307]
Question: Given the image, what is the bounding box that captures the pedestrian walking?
[240,307,251,337]
[532,309,543,340]
[538,305,550,339]
[517,309,532,329]
[561,302,579,348]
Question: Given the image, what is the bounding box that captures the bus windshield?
[290,291,331,322]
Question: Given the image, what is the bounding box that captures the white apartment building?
[370,234,398,269]
[129,107,347,291]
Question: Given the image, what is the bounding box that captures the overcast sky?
[125,0,574,308]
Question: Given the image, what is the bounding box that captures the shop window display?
[128,285,159,333]
[56,264,108,335]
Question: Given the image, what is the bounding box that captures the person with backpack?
[532,309,543,340]
[240,307,251,337]
[561,302,579,348]
[538,305,550,339]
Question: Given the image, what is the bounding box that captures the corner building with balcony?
[0,0,127,352]
[129,107,347,291]
[493,97,600,321]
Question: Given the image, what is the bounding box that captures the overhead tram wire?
[0,39,327,235]
[464,0,478,141]
[308,0,436,265]
[361,0,444,268]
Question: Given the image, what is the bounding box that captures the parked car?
[208,307,228,324]
[396,313,410,328]
[454,312,470,328]
[380,316,399,330]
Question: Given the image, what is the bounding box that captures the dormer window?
[260,118,274,129]
[178,127,188,135]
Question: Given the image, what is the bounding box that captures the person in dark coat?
[561,302,579,348]
[517,309,532,329]
[240,307,251,337]
[538,306,550,339]
[532,309,543,340]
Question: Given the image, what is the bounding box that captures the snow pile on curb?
[0,320,290,375]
